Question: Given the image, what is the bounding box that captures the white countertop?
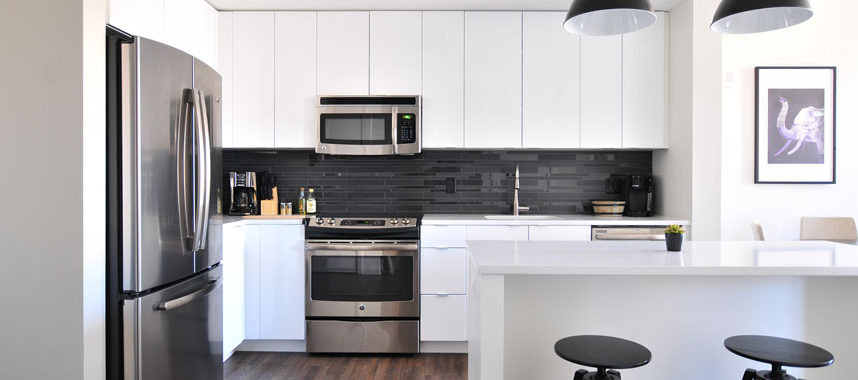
[422,214,688,226]
[468,240,858,276]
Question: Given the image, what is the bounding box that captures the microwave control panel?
[397,113,417,144]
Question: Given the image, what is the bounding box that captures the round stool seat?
[725,335,834,368]
[555,335,652,370]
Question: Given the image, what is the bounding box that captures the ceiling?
[206,0,686,12]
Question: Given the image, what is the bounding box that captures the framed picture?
[755,66,836,184]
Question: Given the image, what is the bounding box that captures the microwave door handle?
[391,106,398,154]
[177,89,195,251]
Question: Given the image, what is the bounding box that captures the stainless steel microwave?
[316,95,421,155]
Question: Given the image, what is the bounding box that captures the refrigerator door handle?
[177,89,195,251]
[191,88,210,251]
[155,279,221,311]
[197,88,212,250]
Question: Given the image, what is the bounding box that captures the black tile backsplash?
[223,149,651,217]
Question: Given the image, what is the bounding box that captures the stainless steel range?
[305,216,420,353]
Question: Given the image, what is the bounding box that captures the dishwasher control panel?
[591,226,676,241]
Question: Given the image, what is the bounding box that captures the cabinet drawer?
[529,226,591,241]
[421,248,467,295]
[421,226,467,247]
[420,295,467,341]
[466,225,529,241]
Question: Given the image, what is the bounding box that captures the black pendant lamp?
[563,0,657,36]
[711,0,813,34]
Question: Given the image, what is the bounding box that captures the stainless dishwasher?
[591,226,672,241]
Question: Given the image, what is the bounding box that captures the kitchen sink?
[483,215,558,220]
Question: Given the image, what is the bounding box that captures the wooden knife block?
[259,187,279,216]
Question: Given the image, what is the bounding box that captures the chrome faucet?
[513,165,529,216]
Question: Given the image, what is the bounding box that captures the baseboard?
[234,339,466,354]
[223,346,239,362]
[419,341,468,353]
[236,339,306,352]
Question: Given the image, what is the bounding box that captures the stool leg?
[742,368,758,380]
[573,369,588,380]
[607,369,621,379]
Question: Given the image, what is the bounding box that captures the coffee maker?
[623,174,655,217]
[229,171,258,215]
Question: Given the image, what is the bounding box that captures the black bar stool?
[724,335,834,380]
[554,335,652,380]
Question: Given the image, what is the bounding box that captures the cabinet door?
[108,0,165,42]
[421,225,467,248]
[232,12,275,148]
[259,225,305,340]
[422,11,464,148]
[580,35,622,148]
[218,12,234,147]
[274,12,317,148]
[528,226,591,241]
[421,248,467,295]
[317,12,369,95]
[421,295,467,341]
[222,224,245,360]
[243,225,261,339]
[466,225,529,241]
[370,11,422,95]
[464,12,522,148]
[623,12,667,148]
[522,12,581,148]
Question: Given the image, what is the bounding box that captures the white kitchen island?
[467,240,858,380]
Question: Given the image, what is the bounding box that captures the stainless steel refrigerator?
[106,25,223,380]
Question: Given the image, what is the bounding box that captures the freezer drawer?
[123,266,223,380]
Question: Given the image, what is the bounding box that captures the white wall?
[721,0,857,240]
[0,0,106,378]
[654,0,722,240]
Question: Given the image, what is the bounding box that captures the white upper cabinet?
[218,12,234,147]
[274,12,317,148]
[164,0,219,69]
[580,34,622,148]
[522,12,581,149]
[317,12,370,95]
[464,12,523,149]
[369,12,422,95]
[422,11,465,148]
[109,0,165,41]
[623,12,668,149]
[232,12,275,148]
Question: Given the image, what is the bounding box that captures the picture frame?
[755,66,836,184]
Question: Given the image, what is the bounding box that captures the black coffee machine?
[624,174,654,217]
[229,171,258,215]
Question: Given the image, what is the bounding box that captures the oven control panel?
[312,217,418,228]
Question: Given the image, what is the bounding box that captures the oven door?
[317,105,395,155]
[305,240,419,318]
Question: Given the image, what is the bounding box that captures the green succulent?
[665,224,685,234]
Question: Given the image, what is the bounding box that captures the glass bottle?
[306,188,317,214]
[297,188,306,215]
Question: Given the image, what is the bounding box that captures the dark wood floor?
[224,352,467,380]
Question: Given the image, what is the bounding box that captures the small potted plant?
[664,224,685,252]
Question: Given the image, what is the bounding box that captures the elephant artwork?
[767,89,825,164]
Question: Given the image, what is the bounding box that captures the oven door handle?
[306,243,418,251]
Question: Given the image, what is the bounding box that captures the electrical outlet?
[446,178,456,194]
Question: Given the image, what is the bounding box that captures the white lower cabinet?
[421,248,467,295]
[466,225,529,241]
[223,223,245,360]
[528,225,591,241]
[420,295,467,341]
[243,223,305,342]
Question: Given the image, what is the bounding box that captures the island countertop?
[467,240,858,276]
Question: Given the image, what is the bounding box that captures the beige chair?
[800,217,858,241]
[751,220,765,241]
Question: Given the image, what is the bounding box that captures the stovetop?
[308,216,419,229]
[305,216,421,240]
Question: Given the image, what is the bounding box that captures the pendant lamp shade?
[711,0,813,34]
[563,0,657,36]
